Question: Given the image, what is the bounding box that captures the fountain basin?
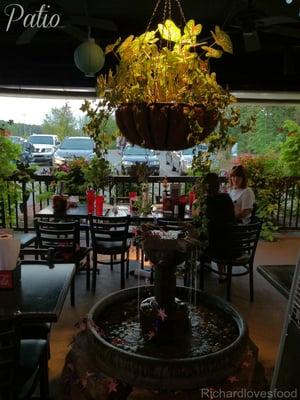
[87,286,248,391]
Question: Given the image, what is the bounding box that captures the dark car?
[121,145,160,175]
[10,136,34,164]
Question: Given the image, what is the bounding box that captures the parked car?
[168,144,209,175]
[27,134,59,165]
[53,136,95,166]
[121,145,160,175]
[9,136,34,164]
[10,135,25,145]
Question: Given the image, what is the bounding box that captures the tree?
[231,105,299,155]
[42,103,80,140]
[279,120,300,176]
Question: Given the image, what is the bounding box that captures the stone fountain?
[85,231,249,395]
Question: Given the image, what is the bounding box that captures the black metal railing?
[1,174,300,231]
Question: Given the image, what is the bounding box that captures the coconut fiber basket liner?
[116,103,219,151]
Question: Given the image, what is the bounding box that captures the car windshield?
[182,145,208,155]
[60,138,93,150]
[124,146,153,156]
[28,136,54,145]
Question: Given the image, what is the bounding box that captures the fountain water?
[86,232,249,394]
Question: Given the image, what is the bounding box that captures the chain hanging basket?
[116,103,220,151]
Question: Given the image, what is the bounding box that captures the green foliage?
[0,124,23,224]
[83,156,111,192]
[233,105,298,155]
[55,158,89,195]
[235,154,284,240]
[83,19,240,151]
[279,120,300,177]
[0,119,43,137]
[42,102,82,141]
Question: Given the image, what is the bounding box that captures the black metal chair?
[199,220,262,302]
[0,201,36,249]
[0,315,49,400]
[89,215,131,291]
[18,248,55,359]
[34,219,91,306]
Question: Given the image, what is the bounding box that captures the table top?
[36,203,192,222]
[0,263,75,322]
[257,264,295,299]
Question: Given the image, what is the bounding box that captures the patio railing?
[1,174,300,231]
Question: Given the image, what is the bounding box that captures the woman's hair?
[230,165,247,189]
[204,173,220,196]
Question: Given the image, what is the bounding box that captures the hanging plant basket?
[116,103,220,150]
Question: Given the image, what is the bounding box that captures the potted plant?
[82,19,239,151]
[83,155,112,215]
[54,158,89,198]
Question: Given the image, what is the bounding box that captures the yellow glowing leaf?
[105,38,121,54]
[118,35,135,54]
[158,19,181,43]
[212,26,233,54]
[201,46,223,58]
[184,20,202,37]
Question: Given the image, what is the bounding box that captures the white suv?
[27,134,59,165]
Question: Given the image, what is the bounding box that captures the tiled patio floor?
[49,233,300,398]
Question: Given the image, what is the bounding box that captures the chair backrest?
[35,219,80,261]
[89,215,130,249]
[0,201,5,228]
[19,248,55,267]
[0,315,19,399]
[231,221,262,262]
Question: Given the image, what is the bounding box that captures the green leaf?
[158,19,181,43]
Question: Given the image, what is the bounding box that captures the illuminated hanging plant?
[82,18,240,151]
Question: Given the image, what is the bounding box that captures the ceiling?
[1,0,300,93]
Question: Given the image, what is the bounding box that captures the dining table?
[0,263,75,322]
[36,203,192,223]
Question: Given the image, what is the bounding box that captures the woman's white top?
[229,187,255,224]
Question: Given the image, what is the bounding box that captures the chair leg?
[110,255,114,270]
[150,266,154,284]
[86,254,90,291]
[85,229,89,247]
[226,265,232,302]
[121,253,125,289]
[126,250,130,278]
[141,249,144,269]
[92,252,98,292]
[39,347,49,399]
[249,263,254,302]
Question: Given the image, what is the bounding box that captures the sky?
[0,96,86,125]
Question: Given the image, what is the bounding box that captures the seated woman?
[229,165,255,224]
[192,173,235,281]
[204,173,236,260]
